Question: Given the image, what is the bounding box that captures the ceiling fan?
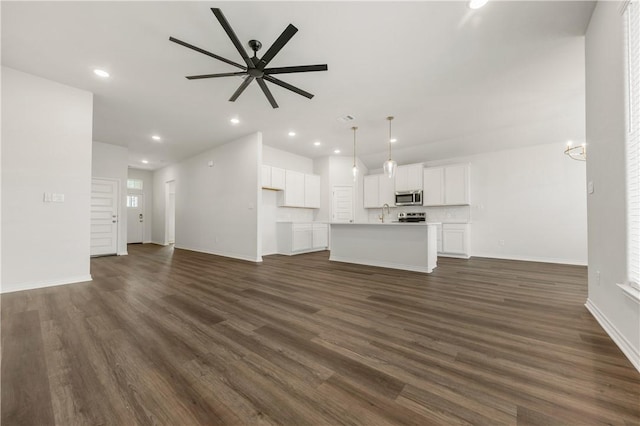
[169,8,328,109]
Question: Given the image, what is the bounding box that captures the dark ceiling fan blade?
[256,24,298,70]
[256,78,279,109]
[186,72,246,80]
[264,64,328,75]
[169,37,246,70]
[229,76,255,102]
[263,75,314,99]
[211,8,255,69]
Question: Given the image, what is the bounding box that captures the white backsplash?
[367,205,471,223]
[276,206,315,222]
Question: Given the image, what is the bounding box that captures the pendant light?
[352,126,359,181]
[382,116,397,178]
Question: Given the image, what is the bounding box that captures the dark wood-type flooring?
[2,244,639,425]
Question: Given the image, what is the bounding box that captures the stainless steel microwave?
[395,190,423,206]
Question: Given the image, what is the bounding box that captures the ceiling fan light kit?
[170,8,328,109]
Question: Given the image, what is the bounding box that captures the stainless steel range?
[398,212,426,222]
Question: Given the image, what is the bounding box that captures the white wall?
[451,143,587,265]
[585,1,639,371]
[1,67,93,292]
[127,168,153,243]
[92,141,128,255]
[153,132,262,262]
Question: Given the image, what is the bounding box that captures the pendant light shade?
[383,116,397,178]
[352,126,359,181]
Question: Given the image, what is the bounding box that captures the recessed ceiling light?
[469,0,488,9]
[314,141,321,146]
[151,135,161,141]
[288,131,296,137]
[230,117,240,125]
[390,138,398,143]
[93,69,110,78]
[334,149,341,154]
[141,159,149,164]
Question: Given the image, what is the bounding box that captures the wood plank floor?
[2,244,639,425]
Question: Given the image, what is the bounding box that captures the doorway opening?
[126,193,144,243]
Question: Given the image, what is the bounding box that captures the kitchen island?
[329,222,440,273]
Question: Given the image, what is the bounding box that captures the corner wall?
[153,132,262,262]
[1,67,93,292]
[585,1,639,371]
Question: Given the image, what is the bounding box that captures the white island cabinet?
[329,222,439,273]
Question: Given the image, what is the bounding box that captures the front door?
[91,178,118,256]
[332,185,354,222]
[127,193,144,243]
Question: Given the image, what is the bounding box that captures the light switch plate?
[52,193,65,202]
[588,181,594,194]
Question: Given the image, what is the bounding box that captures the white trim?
[585,299,640,372]
[471,252,587,266]
[117,250,128,256]
[329,255,434,274]
[617,282,640,303]
[621,0,632,15]
[151,240,169,246]
[1,275,93,294]
[174,245,263,263]
[438,253,471,259]
[278,248,327,256]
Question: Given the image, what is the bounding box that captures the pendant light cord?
[387,116,394,160]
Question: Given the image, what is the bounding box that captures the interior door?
[91,178,118,256]
[126,193,144,243]
[332,185,354,222]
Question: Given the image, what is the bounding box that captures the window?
[127,179,143,190]
[127,195,139,208]
[625,0,640,293]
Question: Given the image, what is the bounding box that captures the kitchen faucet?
[379,203,391,223]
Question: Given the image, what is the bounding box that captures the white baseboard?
[174,245,262,263]
[117,251,128,256]
[1,274,93,294]
[329,255,433,273]
[151,240,169,246]
[585,298,640,372]
[471,252,587,266]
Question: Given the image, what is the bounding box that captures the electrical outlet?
[499,239,505,246]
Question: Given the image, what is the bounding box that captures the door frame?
[165,180,176,245]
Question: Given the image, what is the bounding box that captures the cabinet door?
[304,174,321,208]
[292,224,313,251]
[261,165,271,188]
[363,175,380,208]
[444,164,469,205]
[442,224,469,255]
[284,170,305,207]
[395,166,409,192]
[312,224,328,248]
[379,175,396,206]
[271,167,286,190]
[423,168,444,206]
[407,164,424,190]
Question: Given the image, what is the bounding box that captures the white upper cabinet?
[444,164,469,205]
[395,164,424,192]
[278,170,320,208]
[363,175,380,208]
[282,170,305,207]
[364,174,396,208]
[423,163,470,206]
[261,165,286,190]
[423,167,445,205]
[304,174,321,208]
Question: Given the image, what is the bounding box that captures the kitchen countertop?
[330,222,441,226]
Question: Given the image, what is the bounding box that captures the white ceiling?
[1,1,595,171]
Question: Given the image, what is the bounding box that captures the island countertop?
[329,222,438,273]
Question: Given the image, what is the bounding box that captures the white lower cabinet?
[438,223,470,259]
[277,222,329,255]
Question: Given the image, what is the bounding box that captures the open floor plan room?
[2,245,638,425]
